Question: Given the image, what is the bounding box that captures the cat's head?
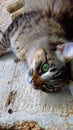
[27,43,73,92]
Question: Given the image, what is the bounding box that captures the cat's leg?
[0,30,10,56]
[11,39,26,61]
[0,48,11,56]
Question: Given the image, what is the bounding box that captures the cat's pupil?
[41,63,49,73]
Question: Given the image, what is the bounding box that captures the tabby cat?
[0,0,73,92]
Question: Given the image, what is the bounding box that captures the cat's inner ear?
[56,43,73,61]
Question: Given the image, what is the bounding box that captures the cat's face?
[27,43,73,92]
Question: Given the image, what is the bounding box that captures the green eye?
[41,63,49,72]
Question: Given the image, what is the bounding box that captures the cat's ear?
[56,43,73,61]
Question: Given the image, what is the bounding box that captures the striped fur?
[0,0,73,92]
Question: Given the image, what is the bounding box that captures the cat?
[0,0,73,92]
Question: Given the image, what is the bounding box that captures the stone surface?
[0,0,73,130]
